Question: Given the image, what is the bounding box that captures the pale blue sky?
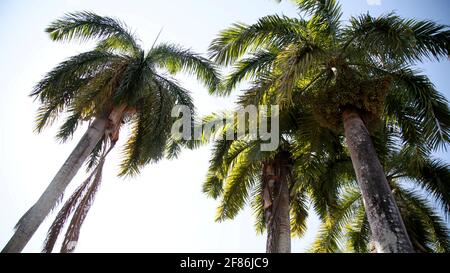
[0,0,449,252]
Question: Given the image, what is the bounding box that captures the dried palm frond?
[43,141,115,253]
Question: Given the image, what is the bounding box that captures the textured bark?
[264,152,291,253]
[343,110,414,253]
[106,104,127,143]
[2,118,107,253]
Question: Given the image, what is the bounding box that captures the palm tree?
[176,99,298,252]
[206,139,294,253]
[2,11,219,253]
[306,120,450,253]
[200,105,449,253]
[207,0,450,252]
[196,101,347,253]
[311,148,450,253]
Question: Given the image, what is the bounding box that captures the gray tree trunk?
[2,118,107,253]
[265,156,291,253]
[271,175,291,253]
[342,110,414,253]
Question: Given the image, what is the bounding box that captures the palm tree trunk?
[2,117,108,253]
[342,109,414,253]
[265,155,291,253]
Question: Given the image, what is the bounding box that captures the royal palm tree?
[171,98,299,252]
[305,120,450,253]
[2,11,219,253]
[201,108,449,253]
[208,0,450,252]
[312,182,450,253]
[206,139,294,253]
[196,100,348,253]
[311,148,450,253]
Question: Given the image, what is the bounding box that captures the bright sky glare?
[0,0,449,252]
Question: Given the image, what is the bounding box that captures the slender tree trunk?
[342,109,413,253]
[264,153,291,253]
[2,118,108,253]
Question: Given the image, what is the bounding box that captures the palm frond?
[60,156,106,253]
[290,191,309,237]
[42,173,92,253]
[391,150,450,213]
[388,67,450,149]
[222,49,278,94]
[394,185,450,252]
[310,185,361,253]
[274,42,326,104]
[203,140,234,199]
[119,84,174,176]
[55,110,83,143]
[85,136,106,172]
[148,43,220,93]
[250,180,266,234]
[153,74,194,111]
[209,15,306,66]
[346,205,370,253]
[46,11,140,56]
[31,51,121,133]
[294,0,342,36]
[215,142,263,221]
[346,13,450,62]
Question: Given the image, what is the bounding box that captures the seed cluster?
[309,69,392,132]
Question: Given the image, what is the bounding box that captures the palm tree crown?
[3,11,220,253]
[34,11,219,176]
[209,0,450,150]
